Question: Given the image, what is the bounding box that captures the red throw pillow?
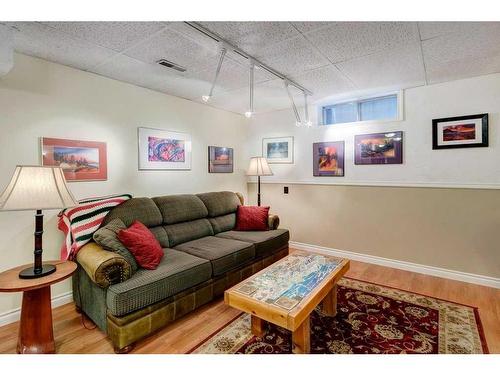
[118,221,164,270]
[235,206,270,231]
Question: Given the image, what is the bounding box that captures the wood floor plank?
[0,252,498,354]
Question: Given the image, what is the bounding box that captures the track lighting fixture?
[284,80,302,126]
[304,93,312,127]
[245,63,255,118]
[201,46,226,103]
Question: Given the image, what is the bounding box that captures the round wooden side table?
[0,260,77,354]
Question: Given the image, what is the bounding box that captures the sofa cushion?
[216,229,289,258]
[164,218,214,247]
[153,195,208,225]
[106,249,211,316]
[93,218,139,274]
[235,206,270,231]
[103,198,163,227]
[208,213,236,234]
[196,191,241,217]
[148,226,169,247]
[174,236,255,276]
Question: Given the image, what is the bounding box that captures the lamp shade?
[247,157,273,176]
[0,166,78,211]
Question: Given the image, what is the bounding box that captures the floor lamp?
[247,157,273,206]
[0,166,78,278]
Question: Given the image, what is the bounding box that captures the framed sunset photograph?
[355,131,403,165]
[262,136,293,163]
[138,127,192,170]
[432,114,488,150]
[41,137,107,181]
[208,146,233,173]
[313,141,345,177]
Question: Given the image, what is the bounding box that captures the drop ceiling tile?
[198,22,300,55]
[290,65,356,100]
[124,27,220,74]
[255,35,330,76]
[7,22,116,71]
[423,27,500,84]
[306,22,419,63]
[418,21,500,41]
[337,43,426,90]
[41,22,170,52]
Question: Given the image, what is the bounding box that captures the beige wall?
[0,53,248,318]
[248,183,500,278]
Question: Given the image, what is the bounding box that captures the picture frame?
[262,136,294,164]
[432,113,488,150]
[208,146,233,173]
[313,141,345,177]
[138,127,192,170]
[41,137,107,181]
[355,131,403,165]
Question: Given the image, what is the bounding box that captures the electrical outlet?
[284,186,289,194]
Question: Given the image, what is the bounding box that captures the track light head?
[305,121,313,127]
[244,111,253,118]
[201,95,211,103]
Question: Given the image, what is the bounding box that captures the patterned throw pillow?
[118,221,164,270]
[93,218,139,274]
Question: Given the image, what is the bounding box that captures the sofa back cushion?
[164,218,214,247]
[208,213,236,235]
[103,197,163,228]
[153,195,208,225]
[197,191,241,218]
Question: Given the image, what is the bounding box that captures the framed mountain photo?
[432,114,488,150]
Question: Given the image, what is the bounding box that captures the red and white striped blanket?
[58,193,132,260]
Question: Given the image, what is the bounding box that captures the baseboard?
[0,291,73,327]
[290,241,500,289]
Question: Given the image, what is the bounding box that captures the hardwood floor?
[1,256,499,354]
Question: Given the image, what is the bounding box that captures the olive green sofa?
[72,191,289,353]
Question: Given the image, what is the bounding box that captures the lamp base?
[19,264,56,279]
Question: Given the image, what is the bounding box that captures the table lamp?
[0,166,78,279]
[246,157,273,206]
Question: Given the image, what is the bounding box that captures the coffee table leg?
[321,284,338,317]
[251,315,266,337]
[17,286,55,354]
[292,316,310,354]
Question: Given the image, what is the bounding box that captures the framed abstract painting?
[355,131,403,165]
[432,114,488,150]
[313,141,345,177]
[41,137,107,181]
[262,136,293,164]
[138,127,192,170]
[208,146,233,173]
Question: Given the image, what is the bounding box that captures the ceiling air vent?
[157,59,187,72]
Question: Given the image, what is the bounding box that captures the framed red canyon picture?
[41,137,107,181]
[432,113,488,150]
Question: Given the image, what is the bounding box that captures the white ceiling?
[2,21,500,115]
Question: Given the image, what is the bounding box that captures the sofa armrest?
[76,242,131,288]
[268,214,280,230]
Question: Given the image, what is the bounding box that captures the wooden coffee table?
[225,251,349,353]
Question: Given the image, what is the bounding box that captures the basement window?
[321,93,400,125]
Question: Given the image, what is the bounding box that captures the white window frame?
[318,90,404,126]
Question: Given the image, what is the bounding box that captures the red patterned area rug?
[190,278,488,354]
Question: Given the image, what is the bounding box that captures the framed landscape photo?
[41,137,107,181]
[138,127,192,170]
[262,136,293,164]
[355,131,403,165]
[313,141,345,177]
[208,146,233,173]
[432,114,488,150]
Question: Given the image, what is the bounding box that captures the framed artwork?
[41,137,107,181]
[262,136,293,164]
[208,146,233,173]
[432,113,488,150]
[313,141,345,177]
[355,131,403,165]
[138,127,192,170]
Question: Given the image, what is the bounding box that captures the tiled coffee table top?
[235,253,342,310]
